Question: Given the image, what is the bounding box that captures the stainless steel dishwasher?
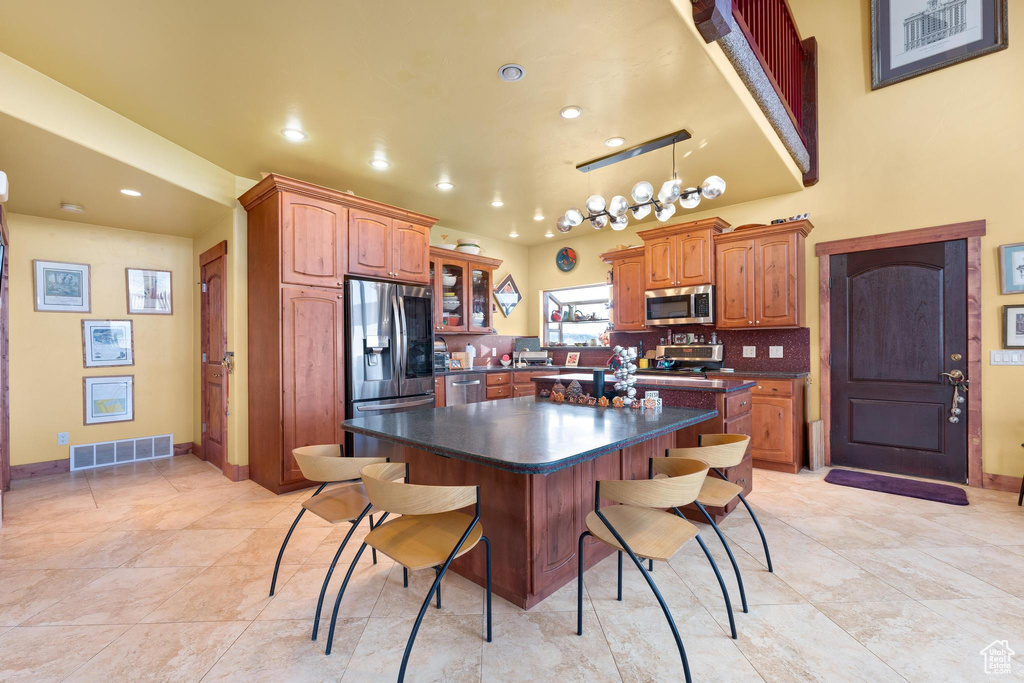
[445,373,485,406]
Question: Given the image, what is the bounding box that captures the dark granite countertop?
[436,365,608,376]
[704,370,810,379]
[341,396,717,474]
[533,373,755,394]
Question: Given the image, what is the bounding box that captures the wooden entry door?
[830,240,967,482]
[200,242,228,470]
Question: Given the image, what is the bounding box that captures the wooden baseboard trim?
[10,458,70,480]
[173,442,193,456]
[221,462,249,482]
[192,442,203,460]
[982,472,1022,493]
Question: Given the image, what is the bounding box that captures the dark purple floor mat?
[824,469,969,506]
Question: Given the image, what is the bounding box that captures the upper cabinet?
[393,221,431,284]
[347,213,432,284]
[281,193,347,288]
[429,247,502,335]
[601,247,646,332]
[638,218,729,290]
[714,220,813,329]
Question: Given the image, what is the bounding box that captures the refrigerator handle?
[392,294,405,383]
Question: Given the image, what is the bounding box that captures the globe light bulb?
[608,195,629,218]
[700,175,726,199]
[630,203,651,220]
[680,188,701,209]
[631,181,654,203]
[556,216,572,233]
[591,215,609,229]
[610,215,629,231]
[564,208,584,227]
[655,202,676,222]
[585,194,606,215]
[658,179,681,205]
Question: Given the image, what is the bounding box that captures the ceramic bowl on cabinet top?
[456,245,482,255]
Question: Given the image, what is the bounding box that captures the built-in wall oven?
[645,284,715,326]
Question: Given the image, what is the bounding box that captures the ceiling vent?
[498,64,525,82]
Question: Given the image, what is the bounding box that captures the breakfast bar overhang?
[342,397,717,608]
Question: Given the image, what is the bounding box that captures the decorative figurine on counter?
[597,395,610,407]
[566,380,583,400]
[612,396,624,408]
[539,389,550,398]
[551,391,565,403]
[552,381,566,397]
[609,345,638,406]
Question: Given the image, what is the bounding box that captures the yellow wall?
[526,0,1024,478]
[430,225,530,336]
[8,213,194,466]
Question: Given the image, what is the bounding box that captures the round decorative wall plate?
[556,247,577,272]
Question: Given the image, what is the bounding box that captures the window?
[543,284,611,347]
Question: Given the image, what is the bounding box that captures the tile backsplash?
[610,327,810,373]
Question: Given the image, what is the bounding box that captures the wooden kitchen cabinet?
[715,220,813,329]
[601,247,646,332]
[732,376,807,474]
[638,217,729,291]
[430,247,502,335]
[240,173,436,494]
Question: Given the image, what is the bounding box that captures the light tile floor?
[1,454,1022,681]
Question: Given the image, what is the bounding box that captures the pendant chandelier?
[556,136,726,233]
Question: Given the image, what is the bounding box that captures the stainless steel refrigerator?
[346,278,435,459]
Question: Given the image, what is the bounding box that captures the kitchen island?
[534,372,757,523]
[342,397,716,608]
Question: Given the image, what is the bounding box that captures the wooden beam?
[692,0,733,43]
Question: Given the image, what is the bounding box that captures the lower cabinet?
[485,372,512,400]
[434,376,445,408]
[732,377,806,474]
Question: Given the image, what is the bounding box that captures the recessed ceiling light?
[370,159,390,169]
[509,230,519,238]
[533,214,545,221]
[605,137,625,147]
[560,106,583,119]
[498,63,525,82]
[60,203,85,213]
[491,200,504,208]
[120,189,142,197]
[544,231,554,238]
[281,128,307,141]
[436,181,454,191]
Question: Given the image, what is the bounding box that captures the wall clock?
[555,247,577,272]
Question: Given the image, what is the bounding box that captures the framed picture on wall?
[83,375,134,425]
[82,319,134,367]
[33,260,91,312]
[999,242,1024,294]
[126,268,172,314]
[565,352,580,367]
[871,0,1008,90]
[1004,305,1024,349]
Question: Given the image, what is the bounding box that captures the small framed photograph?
[126,268,173,315]
[449,358,464,370]
[83,375,134,425]
[1004,305,1024,349]
[34,260,91,312]
[871,0,1008,90]
[82,319,134,367]
[999,242,1024,295]
[565,352,581,368]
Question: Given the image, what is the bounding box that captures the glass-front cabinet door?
[436,258,468,333]
[468,266,492,333]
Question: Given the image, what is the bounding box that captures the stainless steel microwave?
[645,285,715,326]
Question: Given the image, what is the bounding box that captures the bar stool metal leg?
[617,551,623,601]
[692,529,737,640]
[325,542,370,654]
[481,535,492,642]
[311,505,375,642]
[694,501,748,613]
[270,481,327,596]
[714,468,773,573]
[577,531,591,636]
[433,567,442,609]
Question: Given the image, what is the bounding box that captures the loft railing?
[732,0,807,142]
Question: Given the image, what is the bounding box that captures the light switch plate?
[991,350,1024,365]
[57,432,69,445]
[742,346,757,358]
[769,345,784,358]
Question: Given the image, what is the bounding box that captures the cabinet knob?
[337,295,343,299]
[337,282,343,286]
[755,320,760,324]
[757,385,763,389]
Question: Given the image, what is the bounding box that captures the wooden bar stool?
[268,446,386,637]
[324,462,492,683]
[665,434,771,615]
[577,459,732,683]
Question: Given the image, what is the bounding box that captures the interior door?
[200,242,229,471]
[0,209,9,509]
[830,240,968,482]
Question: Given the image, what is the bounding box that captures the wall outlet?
[991,350,1024,365]
[57,432,69,445]
[742,346,757,358]
[769,345,784,358]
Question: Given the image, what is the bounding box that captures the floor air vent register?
[70,434,174,471]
